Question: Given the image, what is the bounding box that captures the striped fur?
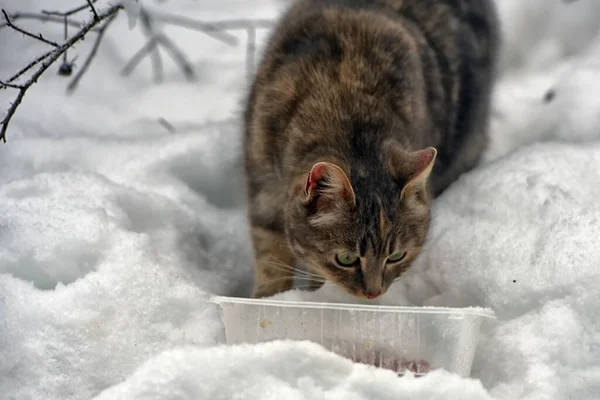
[244,0,499,298]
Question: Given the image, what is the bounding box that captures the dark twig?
[62,16,68,67]
[7,49,55,83]
[0,12,93,30]
[0,80,24,90]
[67,12,118,93]
[2,9,60,47]
[42,0,99,18]
[0,5,122,142]
[86,0,99,21]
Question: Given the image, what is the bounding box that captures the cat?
[243,0,499,299]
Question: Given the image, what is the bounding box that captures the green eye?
[335,252,359,266]
[387,251,407,263]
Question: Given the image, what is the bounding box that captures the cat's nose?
[364,289,382,299]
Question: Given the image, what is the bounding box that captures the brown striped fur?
[244,0,499,298]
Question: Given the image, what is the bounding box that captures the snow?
[94,341,493,400]
[1,0,600,399]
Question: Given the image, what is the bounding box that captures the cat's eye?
[386,251,407,263]
[335,252,360,267]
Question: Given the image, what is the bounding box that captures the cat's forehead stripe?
[357,194,394,256]
[379,208,387,237]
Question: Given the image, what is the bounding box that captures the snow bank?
[93,341,493,400]
[2,0,600,399]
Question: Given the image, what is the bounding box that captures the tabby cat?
[243,0,499,299]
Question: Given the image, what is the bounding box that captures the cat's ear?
[399,147,437,199]
[384,141,437,197]
[304,162,355,207]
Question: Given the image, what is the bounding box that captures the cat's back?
[244,0,499,197]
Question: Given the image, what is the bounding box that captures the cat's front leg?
[251,226,296,298]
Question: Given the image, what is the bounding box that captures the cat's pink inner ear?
[305,162,355,203]
[415,147,436,174]
[305,163,327,196]
[401,147,437,196]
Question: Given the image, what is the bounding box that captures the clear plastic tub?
[210,296,495,377]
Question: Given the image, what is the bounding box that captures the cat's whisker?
[256,276,326,288]
[261,261,321,280]
[264,255,325,279]
[289,284,326,290]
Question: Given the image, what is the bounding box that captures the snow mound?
[93,341,493,400]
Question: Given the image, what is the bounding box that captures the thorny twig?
[1,9,59,47]
[0,12,95,30]
[0,5,122,143]
[6,49,56,84]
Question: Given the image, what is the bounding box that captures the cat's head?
[284,141,436,299]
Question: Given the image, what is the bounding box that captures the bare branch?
[42,0,99,17]
[67,12,118,93]
[156,34,196,81]
[62,16,68,66]
[150,12,238,46]
[124,9,203,82]
[122,32,196,82]
[0,5,122,142]
[139,9,163,83]
[1,1,277,142]
[2,9,60,47]
[197,18,275,30]
[7,49,55,83]
[0,12,93,30]
[149,42,163,84]
[86,0,100,21]
[0,80,25,90]
[121,38,160,77]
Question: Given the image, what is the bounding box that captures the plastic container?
[210,296,495,377]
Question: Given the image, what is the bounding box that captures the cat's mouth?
[340,281,389,300]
